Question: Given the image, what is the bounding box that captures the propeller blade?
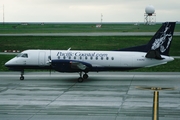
[49,50,52,76]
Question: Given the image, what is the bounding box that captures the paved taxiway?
[0,72,180,120]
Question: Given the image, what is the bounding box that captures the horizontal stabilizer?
[145,50,164,60]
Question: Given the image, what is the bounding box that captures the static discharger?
[136,86,175,120]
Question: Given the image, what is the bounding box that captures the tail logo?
[151,23,173,53]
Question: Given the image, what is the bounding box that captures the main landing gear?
[78,72,89,83]
[20,70,24,80]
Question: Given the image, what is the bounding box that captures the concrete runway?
[0,72,180,120]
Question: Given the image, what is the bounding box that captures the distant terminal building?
[144,5,156,25]
[21,23,28,26]
[96,24,102,28]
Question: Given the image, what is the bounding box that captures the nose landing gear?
[20,70,24,80]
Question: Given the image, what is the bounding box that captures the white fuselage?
[5,50,174,71]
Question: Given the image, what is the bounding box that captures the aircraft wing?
[51,59,92,72]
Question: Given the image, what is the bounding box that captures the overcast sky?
[0,0,179,22]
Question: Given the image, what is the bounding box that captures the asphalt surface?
[0,72,180,120]
[0,32,180,36]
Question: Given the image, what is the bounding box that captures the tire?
[83,74,88,79]
[78,77,84,83]
[20,76,24,80]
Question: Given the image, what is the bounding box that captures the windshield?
[16,53,22,57]
[16,53,28,58]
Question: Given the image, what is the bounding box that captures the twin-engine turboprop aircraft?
[5,22,176,82]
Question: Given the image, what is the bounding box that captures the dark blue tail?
[118,22,176,57]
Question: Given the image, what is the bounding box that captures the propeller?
[49,56,52,75]
[46,50,52,75]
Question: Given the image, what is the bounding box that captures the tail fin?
[118,22,176,56]
[146,22,176,56]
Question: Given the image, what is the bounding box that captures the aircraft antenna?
[67,47,71,51]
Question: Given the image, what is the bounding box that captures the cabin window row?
[58,56,114,60]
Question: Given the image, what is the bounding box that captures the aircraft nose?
[5,61,11,67]
[4,58,16,67]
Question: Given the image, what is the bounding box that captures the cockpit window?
[22,53,28,58]
[16,53,28,58]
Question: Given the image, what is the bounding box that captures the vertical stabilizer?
[118,22,176,57]
[146,22,176,56]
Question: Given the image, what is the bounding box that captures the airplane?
[5,22,176,82]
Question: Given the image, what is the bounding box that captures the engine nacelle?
[51,60,92,72]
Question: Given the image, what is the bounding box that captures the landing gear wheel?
[78,77,84,83]
[20,76,24,80]
[20,70,24,80]
[83,74,88,79]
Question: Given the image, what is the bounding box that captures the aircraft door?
[38,52,46,66]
